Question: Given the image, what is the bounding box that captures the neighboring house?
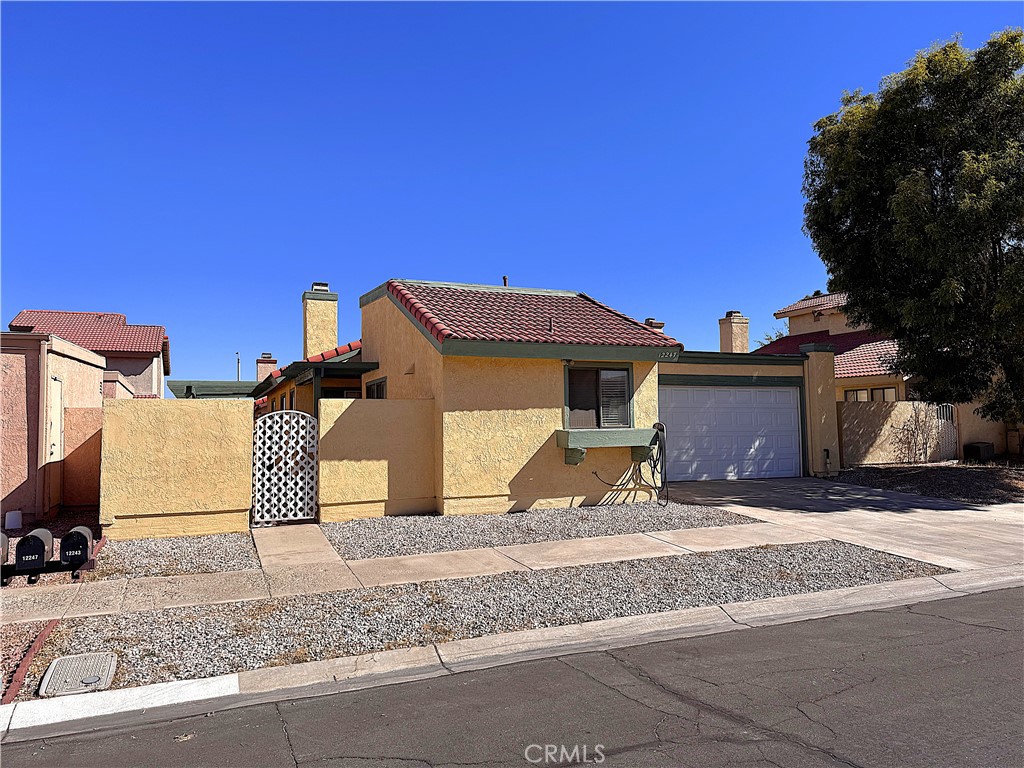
[753,291,1009,455]
[754,292,906,403]
[167,380,259,400]
[8,310,171,398]
[1,332,105,521]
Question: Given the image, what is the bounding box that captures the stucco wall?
[360,296,443,401]
[659,360,805,378]
[788,311,864,336]
[106,354,160,397]
[438,357,659,514]
[303,295,339,358]
[1,343,40,515]
[956,403,1007,455]
[835,374,907,402]
[63,407,102,507]
[103,370,135,399]
[839,401,958,465]
[804,351,841,475]
[100,399,253,538]
[319,398,436,520]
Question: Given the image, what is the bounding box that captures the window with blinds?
[567,367,630,428]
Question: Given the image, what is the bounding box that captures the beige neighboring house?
[8,310,171,398]
[754,292,1012,458]
[1,333,105,521]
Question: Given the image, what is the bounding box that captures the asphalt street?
[5,588,1022,768]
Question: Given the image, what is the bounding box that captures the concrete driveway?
[668,478,1024,571]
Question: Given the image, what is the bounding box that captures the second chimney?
[302,281,339,358]
[256,352,277,381]
[719,310,749,353]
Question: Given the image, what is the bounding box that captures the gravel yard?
[323,501,755,559]
[16,540,949,696]
[838,462,1024,505]
[1,620,47,697]
[89,533,260,580]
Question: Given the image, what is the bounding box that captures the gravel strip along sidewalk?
[89,533,260,581]
[323,501,755,560]
[17,541,949,696]
[1,621,47,696]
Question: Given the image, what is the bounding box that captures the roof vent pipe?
[503,275,509,287]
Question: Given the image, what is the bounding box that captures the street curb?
[2,564,1020,744]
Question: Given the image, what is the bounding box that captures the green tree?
[803,30,1024,422]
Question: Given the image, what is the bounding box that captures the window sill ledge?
[555,428,656,450]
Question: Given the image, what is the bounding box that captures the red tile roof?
[132,394,161,399]
[386,280,680,348]
[9,310,170,372]
[754,329,898,378]
[267,340,362,380]
[774,292,848,317]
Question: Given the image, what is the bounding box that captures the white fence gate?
[935,404,958,461]
[251,411,319,527]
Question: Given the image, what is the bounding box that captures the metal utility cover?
[39,652,118,697]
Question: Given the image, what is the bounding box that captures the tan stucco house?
[98,279,844,537]
[754,291,1010,455]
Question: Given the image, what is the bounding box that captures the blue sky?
[3,3,1018,386]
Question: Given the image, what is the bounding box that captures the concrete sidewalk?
[668,478,1024,571]
[0,521,826,624]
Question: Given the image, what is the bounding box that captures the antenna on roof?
[503,275,509,287]
[236,352,240,382]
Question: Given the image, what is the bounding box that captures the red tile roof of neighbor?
[268,340,362,380]
[9,309,171,369]
[774,292,848,317]
[9,310,164,352]
[386,280,680,347]
[754,329,898,378]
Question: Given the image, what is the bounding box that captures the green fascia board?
[673,351,806,365]
[249,361,380,398]
[658,374,805,388]
[444,339,681,362]
[168,380,258,399]
[555,428,657,449]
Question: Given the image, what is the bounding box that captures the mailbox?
[1,532,8,565]
[60,526,94,568]
[15,528,53,571]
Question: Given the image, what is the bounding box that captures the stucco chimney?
[256,353,277,381]
[719,310,749,353]
[302,282,339,358]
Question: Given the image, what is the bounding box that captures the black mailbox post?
[60,526,94,569]
[15,528,54,572]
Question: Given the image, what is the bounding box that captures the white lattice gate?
[251,411,319,526]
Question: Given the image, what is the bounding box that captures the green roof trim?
[249,360,379,399]
[555,428,657,450]
[167,380,259,399]
[444,339,680,362]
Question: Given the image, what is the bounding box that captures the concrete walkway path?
[1,521,825,625]
[668,478,1023,571]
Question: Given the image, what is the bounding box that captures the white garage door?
[659,386,802,481]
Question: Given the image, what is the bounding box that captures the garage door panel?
[659,385,802,481]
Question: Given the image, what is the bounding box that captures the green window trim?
[563,363,635,430]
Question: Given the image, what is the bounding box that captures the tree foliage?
[803,30,1024,422]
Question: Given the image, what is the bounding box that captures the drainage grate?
[39,652,118,697]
